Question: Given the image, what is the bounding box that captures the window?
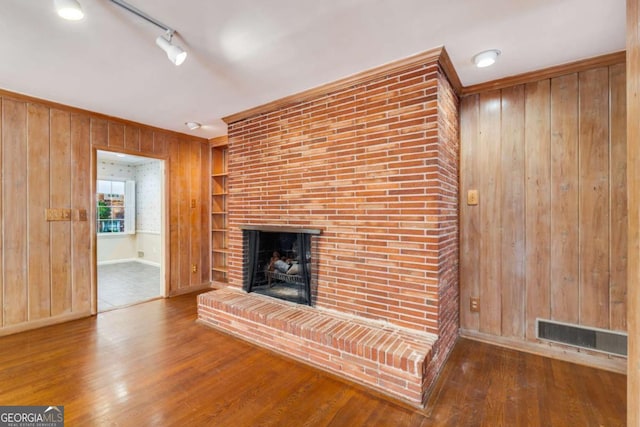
[97,179,135,234]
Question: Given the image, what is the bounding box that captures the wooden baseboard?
[209,280,228,290]
[0,311,92,337]
[460,329,626,374]
[168,283,213,297]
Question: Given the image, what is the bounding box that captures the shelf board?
[212,192,228,196]
[211,228,228,232]
[212,266,228,273]
[212,248,231,254]
[212,172,228,177]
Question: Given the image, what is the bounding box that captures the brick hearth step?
[197,288,437,406]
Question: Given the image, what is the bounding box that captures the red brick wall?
[226,57,459,339]
[426,69,461,386]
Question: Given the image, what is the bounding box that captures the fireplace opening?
[241,226,320,305]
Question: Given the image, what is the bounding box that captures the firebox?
[240,225,320,305]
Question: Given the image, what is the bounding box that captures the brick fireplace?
[198,46,460,406]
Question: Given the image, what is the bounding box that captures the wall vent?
[536,319,627,357]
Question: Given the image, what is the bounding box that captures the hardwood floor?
[0,292,625,426]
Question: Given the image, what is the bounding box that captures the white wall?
[135,160,161,233]
[135,231,161,265]
[97,234,137,264]
[97,159,136,180]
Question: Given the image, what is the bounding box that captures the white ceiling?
[1,0,625,139]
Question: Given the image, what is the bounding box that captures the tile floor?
[98,261,161,312]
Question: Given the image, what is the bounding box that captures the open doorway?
[96,150,165,311]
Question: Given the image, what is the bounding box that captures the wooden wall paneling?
[627,0,640,423]
[90,118,108,147]
[499,85,526,338]
[0,87,211,334]
[524,79,551,340]
[201,142,210,284]
[578,68,610,329]
[50,109,72,316]
[71,113,91,313]
[2,99,28,325]
[168,138,180,292]
[459,95,480,331]
[458,59,627,376]
[90,147,97,314]
[550,73,580,324]
[190,140,202,286]
[0,98,3,327]
[124,125,140,152]
[89,117,105,309]
[478,90,502,335]
[178,138,191,289]
[140,128,154,154]
[609,63,628,331]
[108,122,124,149]
[154,132,168,157]
[27,103,51,320]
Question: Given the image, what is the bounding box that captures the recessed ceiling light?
[473,49,501,68]
[54,0,84,21]
[116,154,126,158]
[185,122,201,130]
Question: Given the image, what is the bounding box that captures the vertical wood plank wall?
[459,62,627,344]
[0,91,210,335]
[626,0,640,424]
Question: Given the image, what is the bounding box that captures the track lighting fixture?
[109,0,188,66]
[156,32,187,66]
[54,0,84,21]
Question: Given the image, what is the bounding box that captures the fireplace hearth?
[240,225,320,305]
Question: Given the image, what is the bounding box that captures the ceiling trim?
[0,88,209,143]
[223,46,454,125]
[461,50,626,96]
[209,135,228,147]
[438,47,463,96]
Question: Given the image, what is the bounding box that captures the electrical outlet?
[191,264,197,273]
[470,297,480,313]
[191,199,196,208]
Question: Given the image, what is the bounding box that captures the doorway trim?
[91,147,170,314]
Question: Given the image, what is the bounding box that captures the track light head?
[54,0,84,21]
[156,34,187,66]
[109,1,188,66]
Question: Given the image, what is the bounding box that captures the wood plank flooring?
[0,292,626,426]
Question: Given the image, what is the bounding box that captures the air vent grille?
[537,319,627,357]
